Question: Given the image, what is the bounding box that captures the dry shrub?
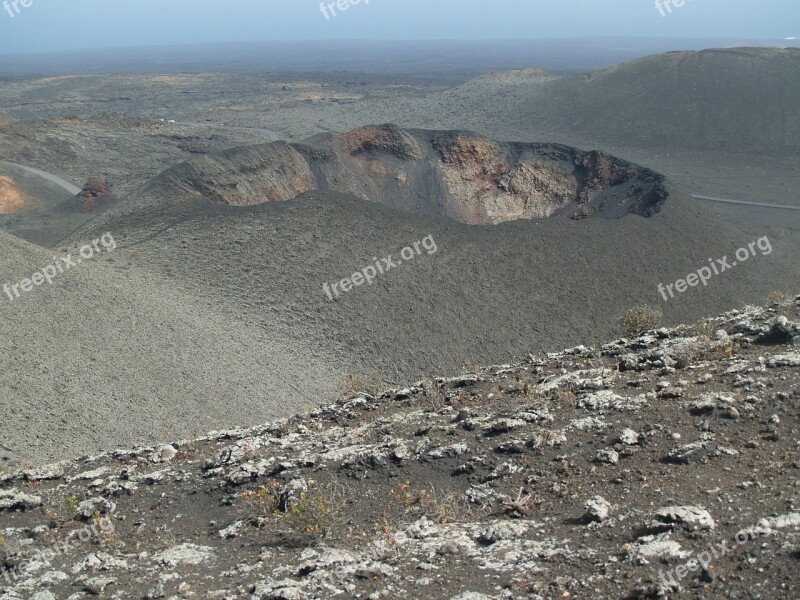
[389,480,470,524]
[767,290,786,305]
[240,480,336,538]
[619,305,663,337]
[338,370,383,399]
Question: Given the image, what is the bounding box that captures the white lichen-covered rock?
[629,538,690,565]
[0,489,43,510]
[655,506,715,530]
[585,496,613,522]
[153,543,216,566]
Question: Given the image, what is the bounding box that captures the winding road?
[0,159,81,195]
[691,194,800,211]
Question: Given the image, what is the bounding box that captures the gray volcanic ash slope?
[0,162,78,245]
[66,127,795,392]
[0,162,74,213]
[0,231,339,468]
[389,48,800,156]
[0,171,120,248]
[524,47,800,154]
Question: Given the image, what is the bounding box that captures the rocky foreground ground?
[0,298,798,599]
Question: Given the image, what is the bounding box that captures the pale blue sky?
[0,0,797,54]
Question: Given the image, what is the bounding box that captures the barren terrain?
[1,48,798,254]
[0,298,797,599]
[0,41,797,598]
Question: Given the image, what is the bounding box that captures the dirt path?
[173,121,282,141]
[692,193,800,211]
[0,159,81,195]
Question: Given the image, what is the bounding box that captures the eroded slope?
[159,125,668,225]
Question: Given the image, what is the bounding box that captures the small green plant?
[619,305,663,337]
[41,494,82,527]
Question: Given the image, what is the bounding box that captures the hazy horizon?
[1,0,798,55]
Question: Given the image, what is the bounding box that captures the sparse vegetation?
[695,316,716,337]
[240,480,282,520]
[240,480,336,538]
[767,290,786,304]
[389,480,469,524]
[681,333,742,364]
[420,377,445,411]
[283,485,334,537]
[41,493,83,527]
[619,305,663,337]
[64,494,80,512]
[338,370,383,400]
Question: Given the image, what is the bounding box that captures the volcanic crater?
[161,125,669,225]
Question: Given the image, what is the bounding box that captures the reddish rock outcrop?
[0,176,28,214]
[338,124,423,161]
[80,177,111,199]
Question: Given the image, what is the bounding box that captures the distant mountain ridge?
[514,47,800,153]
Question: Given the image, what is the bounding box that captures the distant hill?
[405,48,799,155]
[518,48,800,153]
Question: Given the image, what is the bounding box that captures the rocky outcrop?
[162,125,669,225]
[71,177,115,213]
[52,177,118,214]
[0,298,797,598]
[339,124,424,161]
[163,142,316,206]
[79,177,111,199]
